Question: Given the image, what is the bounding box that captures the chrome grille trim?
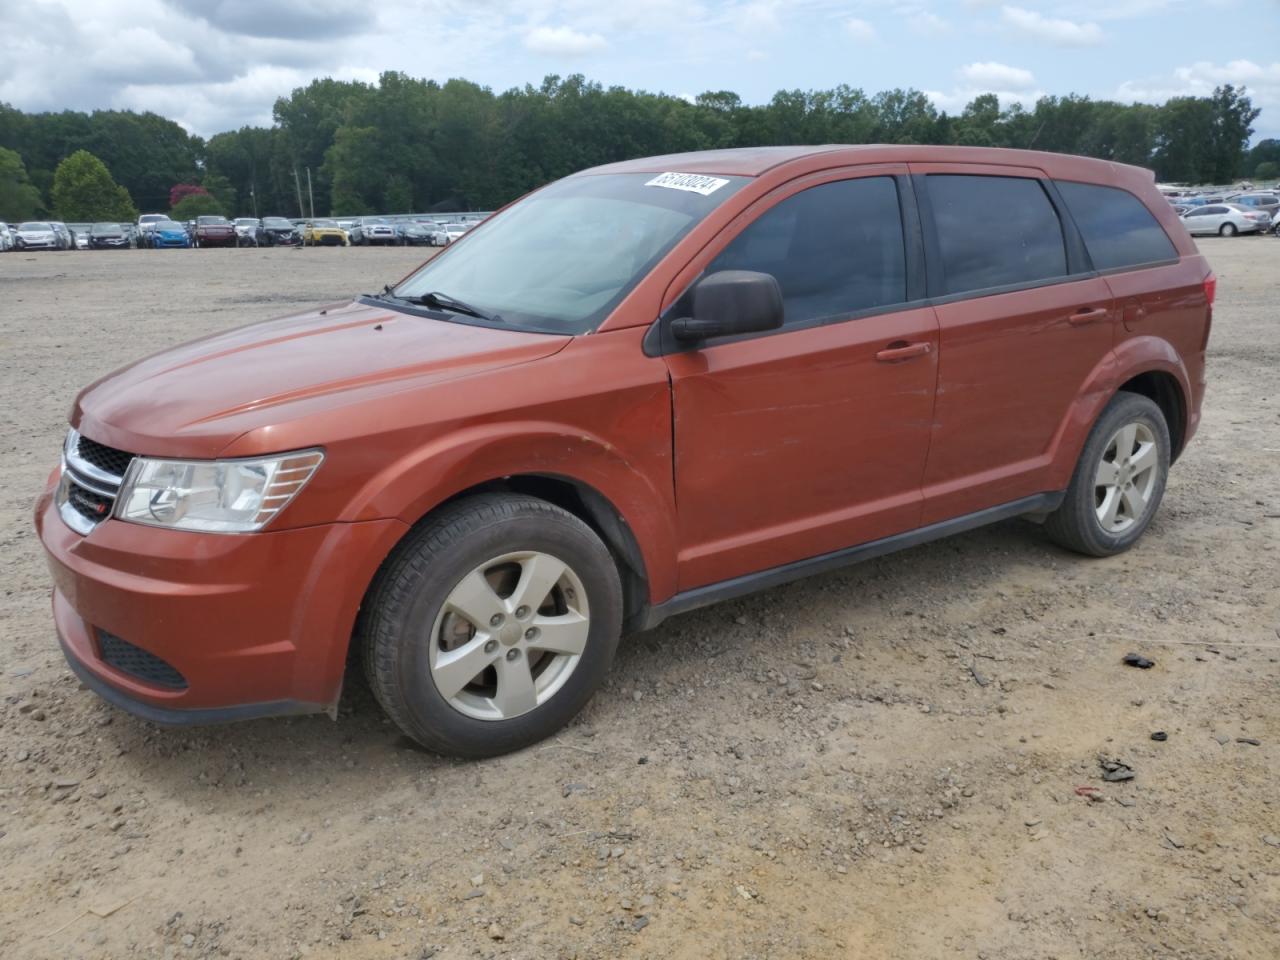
[56,430,134,535]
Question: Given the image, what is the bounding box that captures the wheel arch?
[1048,339,1193,488]
[424,473,654,633]
[339,419,678,644]
[1115,369,1187,461]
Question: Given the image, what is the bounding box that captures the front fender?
[1045,337,1192,489]
[339,421,679,603]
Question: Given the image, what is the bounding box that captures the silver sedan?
[1180,203,1271,237]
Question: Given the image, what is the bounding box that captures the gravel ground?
[1,240,1278,960]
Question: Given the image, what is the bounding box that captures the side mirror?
[671,270,784,343]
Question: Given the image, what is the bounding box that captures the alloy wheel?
[1094,422,1159,534]
[427,551,590,721]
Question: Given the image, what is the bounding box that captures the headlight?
[115,450,324,533]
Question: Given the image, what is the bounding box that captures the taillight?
[1203,272,1216,306]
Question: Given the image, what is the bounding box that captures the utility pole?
[306,167,315,219]
[293,167,305,218]
[250,184,258,218]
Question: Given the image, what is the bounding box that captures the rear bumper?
[36,476,408,720]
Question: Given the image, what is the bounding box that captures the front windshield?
[91,223,120,234]
[235,218,259,226]
[140,214,165,224]
[155,221,181,230]
[263,217,291,227]
[313,219,338,227]
[198,216,228,225]
[394,173,747,334]
[20,222,52,231]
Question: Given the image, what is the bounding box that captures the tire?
[1220,223,1237,237]
[1044,391,1170,557]
[360,494,623,758]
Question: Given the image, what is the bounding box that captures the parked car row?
[297,216,475,247]
[1165,185,1280,237]
[2,214,485,252]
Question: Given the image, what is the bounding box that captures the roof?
[580,144,1153,182]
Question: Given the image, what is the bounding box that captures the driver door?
[660,168,939,591]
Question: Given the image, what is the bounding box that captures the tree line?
[0,73,1271,224]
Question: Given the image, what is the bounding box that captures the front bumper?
[153,236,189,248]
[36,474,407,722]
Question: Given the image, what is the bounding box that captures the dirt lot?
[1,240,1277,960]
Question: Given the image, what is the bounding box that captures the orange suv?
[36,146,1212,757]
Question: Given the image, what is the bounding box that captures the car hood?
[73,298,571,456]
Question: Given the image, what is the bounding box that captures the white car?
[0,221,12,251]
[234,217,262,246]
[361,218,400,245]
[15,221,62,250]
[1180,203,1270,236]
[137,213,169,247]
[442,222,471,244]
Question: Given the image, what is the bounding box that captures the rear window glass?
[926,175,1067,295]
[1056,181,1177,271]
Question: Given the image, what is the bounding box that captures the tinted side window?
[707,177,907,326]
[926,175,1067,295]
[1056,181,1178,271]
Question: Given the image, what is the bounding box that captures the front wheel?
[360,494,623,758]
[1044,392,1170,557]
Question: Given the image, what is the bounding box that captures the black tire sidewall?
[373,502,622,757]
[1054,392,1171,556]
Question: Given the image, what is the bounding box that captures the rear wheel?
[360,494,622,757]
[1044,392,1170,557]
[1219,222,1237,237]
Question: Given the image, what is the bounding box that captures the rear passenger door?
[911,165,1116,524]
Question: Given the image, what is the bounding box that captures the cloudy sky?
[2,0,1278,141]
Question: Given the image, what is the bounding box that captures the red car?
[36,145,1211,757]
[193,214,236,248]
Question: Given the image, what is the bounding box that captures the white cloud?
[845,17,877,42]
[910,11,950,34]
[523,25,608,56]
[959,61,1036,91]
[1001,5,1103,45]
[1117,60,1280,138]
[926,62,1043,114]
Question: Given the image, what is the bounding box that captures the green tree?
[1205,85,1259,182]
[1255,160,1279,181]
[170,192,224,219]
[0,146,44,221]
[1247,138,1280,174]
[50,149,137,221]
[201,172,238,214]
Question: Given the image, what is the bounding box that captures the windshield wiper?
[380,286,502,323]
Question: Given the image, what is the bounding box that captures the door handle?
[1068,306,1109,326]
[875,341,931,362]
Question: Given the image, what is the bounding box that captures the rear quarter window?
[1056,181,1177,271]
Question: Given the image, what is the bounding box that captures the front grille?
[97,631,188,689]
[57,431,136,534]
[67,482,114,521]
[76,436,133,477]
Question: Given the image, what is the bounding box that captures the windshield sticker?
[644,172,730,196]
